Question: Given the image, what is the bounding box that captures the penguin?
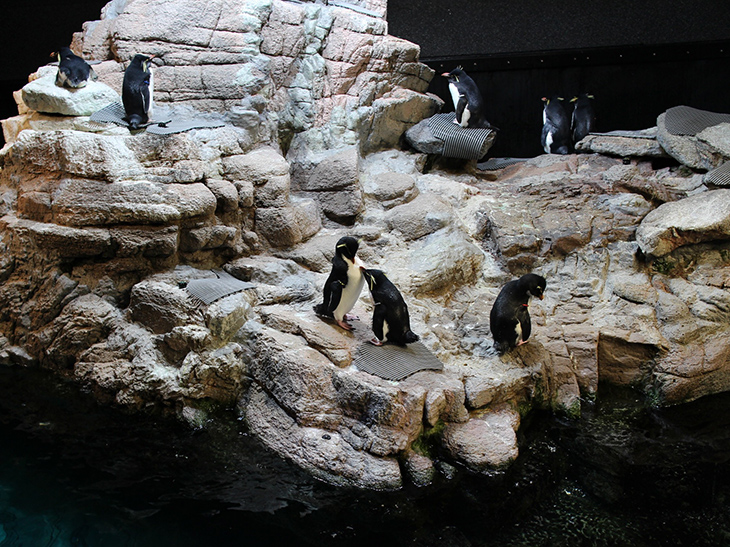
[441,66,495,129]
[122,54,155,130]
[490,273,546,354]
[541,96,571,154]
[362,269,419,346]
[571,93,596,145]
[54,46,97,88]
[313,236,365,331]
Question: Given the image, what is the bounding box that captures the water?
[2,366,730,546]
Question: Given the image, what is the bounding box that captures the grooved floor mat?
[90,102,224,134]
[664,105,730,136]
[185,270,255,305]
[428,113,495,159]
[353,340,443,381]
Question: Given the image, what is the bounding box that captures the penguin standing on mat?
[490,273,546,354]
[541,96,571,154]
[122,54,155,130]
[54,46,97,88]
[362,269,419,346]
[314,236,366,331]
[442,66,495,129]
[571,93,596,145]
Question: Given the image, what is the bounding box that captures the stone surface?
[21,68,120,117]
[575,128,669,158]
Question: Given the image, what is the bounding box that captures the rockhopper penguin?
[54,46,97,88]
[490,273,546,354]
[122,54,155,130]
[362,269,419,346]
[442,67,495,129]
[571,93,596,145]
[314,236,365,331]
[541,96,571,154]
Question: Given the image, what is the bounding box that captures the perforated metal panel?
[353,341,444,381]
[664,105,730,136]
[185,270,255,306]
[428,113,495,159]
[705,161,730,187]
[90,102,224,134]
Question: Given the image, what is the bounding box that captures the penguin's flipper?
[323,279,344,316]
[89,66,98,82]
[455,96,469,127]
[518,309,532,343]
[371,303,386,343]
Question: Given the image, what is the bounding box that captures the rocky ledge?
[1,0,730,490]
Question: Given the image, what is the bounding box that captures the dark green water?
[2,366,730,547]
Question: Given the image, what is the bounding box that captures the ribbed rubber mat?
[664,105,730,136]
[428,113,495,160]
[353,340,443,381]
[90,102,224,134]
[705,160,730,187]
[185,270,255,305]
[477,157,529,170]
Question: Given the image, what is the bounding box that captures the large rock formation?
[2,0,730,489]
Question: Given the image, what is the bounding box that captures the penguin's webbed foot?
[336,319,354,331]
[344,313,360,322]
[369,337,383,346]
[516,339,529,347]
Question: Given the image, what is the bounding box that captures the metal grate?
[428,113,495,159]
[705,160,730,187]
[664,105,730,136]
[353,340,444,381]
[185,270,255,306]
[89,102,224,134]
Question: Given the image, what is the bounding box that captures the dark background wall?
[1,1,729,157]
[388,0,730,157]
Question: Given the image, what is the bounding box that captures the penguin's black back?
[490,273,546,353]
[365,269,418,345]
[572,94,596,144]
[122,54,153,129]
[56,47,94,88]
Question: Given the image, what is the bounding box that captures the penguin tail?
[493,339,510,355]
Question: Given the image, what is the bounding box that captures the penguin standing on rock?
[362,269,419,346]
[314,236,365,331]
[490,273,546,354]
[442,67,495,129]
[122,54,155,130]
[571,93,596,145]
[541,96,571,154]
[54,46,97,88]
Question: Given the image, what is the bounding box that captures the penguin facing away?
[571,93,596,145]
[313,236,366,331]
[362,269,419,346]
[441,67,495,129]
[490,273,546,354]
[54,46,97,88]
[122,54,155,130]
[541,96,571,154]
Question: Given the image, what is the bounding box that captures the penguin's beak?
[539,294,544,300]
[441,72,450,77]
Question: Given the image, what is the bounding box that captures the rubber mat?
[90,102,224,134]
[428,113,495,159]
[705,160,730,187]
[185,270,255,305]
[664,105,730,136]
[477,157,529,170]
[353,340,443,381]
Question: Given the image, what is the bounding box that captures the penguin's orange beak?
[442,72,450,77]
[539,294,544,300]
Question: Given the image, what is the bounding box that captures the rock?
[255,198,321,248]
[575,128,669,158]
[441,405,520,471]
[656,113,730,171]
[21,69,120,117]
[636,189,730,258]
[363,171,419,209]
[129,280,196,334]
[384,193,454,240]
[405,114,496,158]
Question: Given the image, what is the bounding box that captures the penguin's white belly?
[514,320,523,345]
[544,130,553,154]
[382,319,390,342]
[333,265,364,321]
[448,83,460,111]
[459,107,471,127]
[147,71,154,116]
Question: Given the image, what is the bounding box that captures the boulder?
[575,128,669,158]
[656,113,730,171]
[636,189,730,258]
[21,68,120,117]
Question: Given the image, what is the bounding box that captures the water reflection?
[2,367,730,546]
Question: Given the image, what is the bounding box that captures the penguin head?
[362,269,386,292]
[442,66,467,83]
[335,236,360,262]
[130,54,156,73]
[520,273,546,300]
